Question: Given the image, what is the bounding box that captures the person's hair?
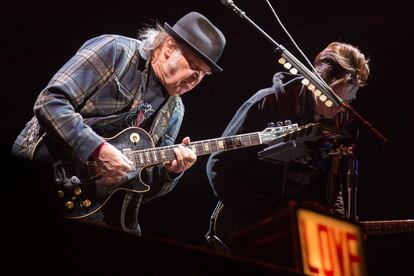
[314,42,370,88]
[137,23,171,60]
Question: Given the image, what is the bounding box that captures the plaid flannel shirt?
[12,34,185,200]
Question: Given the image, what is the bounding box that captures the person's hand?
[95,142,133,188]
[164,137,197,174]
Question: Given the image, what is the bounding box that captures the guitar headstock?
[260,121,299,144]
[260,122,321,144]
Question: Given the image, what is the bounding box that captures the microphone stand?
[347,140,359,222]
[221,0,389,222]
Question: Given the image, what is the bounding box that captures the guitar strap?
[119,95,180,235]
[149,95,182,145]
[120,192,143,235]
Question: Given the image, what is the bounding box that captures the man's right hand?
[95,142,133,187]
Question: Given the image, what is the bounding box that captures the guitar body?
[32,127,154,219]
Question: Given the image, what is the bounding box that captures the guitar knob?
[65,201,74,210]
[284,120,292,125]
[267,122,275,127]
[73,187,82,196]
[57,190,64,198]
[82,199,92,208]
[130,132,140,144]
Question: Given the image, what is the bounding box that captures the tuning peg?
[267,122,275,127]
[284,120,292,125]
[276,121,283,127]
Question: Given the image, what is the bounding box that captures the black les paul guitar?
[32,123,320,219]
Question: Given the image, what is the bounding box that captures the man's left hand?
[164,136,197,174]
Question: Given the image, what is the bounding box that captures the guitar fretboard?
[128,132,262,167]
[360,220,414,235]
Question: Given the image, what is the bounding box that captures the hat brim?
[164,22,223,72]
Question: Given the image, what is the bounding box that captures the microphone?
[220,0,246,18]
[220,0,233,6]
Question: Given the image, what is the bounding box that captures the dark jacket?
[207,72,344,242]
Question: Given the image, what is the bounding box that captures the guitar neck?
[360,220,414,235]
[129,132,262,167]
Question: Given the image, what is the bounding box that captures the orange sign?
[297,208,367,276]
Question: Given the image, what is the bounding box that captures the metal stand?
[205,201,231,253]
[346,143,359,222]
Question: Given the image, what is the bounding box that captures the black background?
[2,0,413,274]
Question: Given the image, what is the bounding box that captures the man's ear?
[162,37,176,60]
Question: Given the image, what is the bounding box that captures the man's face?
[315,81,358,119]
[161,43,212,96]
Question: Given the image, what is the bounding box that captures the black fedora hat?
[164,11,226,72]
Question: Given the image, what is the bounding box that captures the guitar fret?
[241,135,251,147]
[210,140,219,153]
[165,147,175,162]
[145,151,150,163]
[203,142,210,153]
[233,136,242,147]
[139,152,144,166]
[134,154,141,164]
[166,147,175,160]
[195,142,204,155]
[152,150,158,162]
[224,138,233,150]
[155,150,161,163]
[250,133,261,145]
[217,140,225,151]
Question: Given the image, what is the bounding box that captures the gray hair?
[137,23,170,60]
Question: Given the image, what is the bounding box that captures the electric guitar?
[32,122,321,219]
[211,201,414,249]
[359,219,414,235]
